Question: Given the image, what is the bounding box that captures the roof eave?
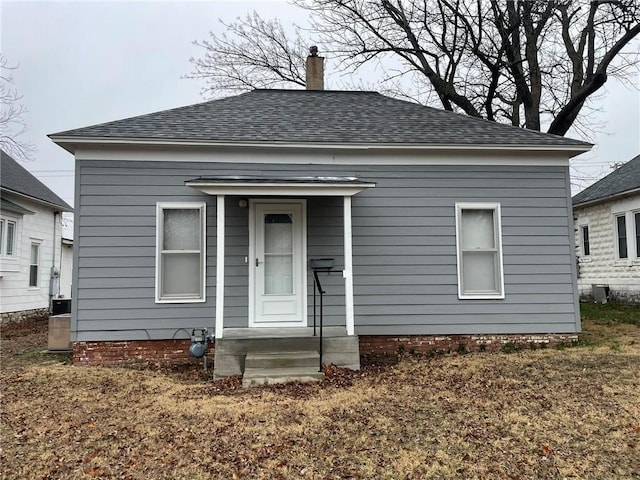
[573,187,640,209]
[0,187,73,212]
[49,135,593,155]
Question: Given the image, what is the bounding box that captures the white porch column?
[215,195,225,339]
[343,195,355,336]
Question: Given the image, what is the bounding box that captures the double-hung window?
[581,225,590,257]
[29,242,40,287]
[635,212,640,258]
[156,202,206,303]
[455,203,505,299]
[616,214,628,259]
[0,218,16,257]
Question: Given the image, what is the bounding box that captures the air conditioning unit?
[592,284,609,304]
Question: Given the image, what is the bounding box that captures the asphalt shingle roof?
[51,89,590,148]
[1,150,72,211]
[573,154,640,206]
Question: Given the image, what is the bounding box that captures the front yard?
[1,305,639,479]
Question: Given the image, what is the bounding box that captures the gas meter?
[189,328,208,358]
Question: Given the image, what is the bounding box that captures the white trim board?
[73,146,577,166]
[187,182,374,197]
[215,195,225,338]
[54,136,591,154]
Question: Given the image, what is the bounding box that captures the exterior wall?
[574,195,640,302]
[72,151,580,343]
[0,193,63,314]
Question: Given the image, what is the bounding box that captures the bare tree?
[0,54,33,160]
[189,12,309,97]
[190,0,640,136]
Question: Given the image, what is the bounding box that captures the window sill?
[578,257,592,263]
[458,293,505,300]
[155,297,206,304]
[614,260,634,267]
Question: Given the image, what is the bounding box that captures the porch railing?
[310,258,334,373]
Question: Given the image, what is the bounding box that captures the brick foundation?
[73,340,214,367]
[1,307,50,325]
[74,332,579,367]
[359,333,579,356]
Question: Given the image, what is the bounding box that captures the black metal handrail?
[310,258,334,373]
[312,269,325,372]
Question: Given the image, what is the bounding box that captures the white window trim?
[579,224,591,260]
[0,214,20,272]
[611,198,640,263]
[455,202,505,300]
[155,202,206,303]
[0,214,18,257]
[633,210,640,264]
[28,240,42,289]
[613,212,631,261]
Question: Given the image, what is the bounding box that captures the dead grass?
[1,307,639,479]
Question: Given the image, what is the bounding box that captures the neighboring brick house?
[573,154,640,303]
[0,150,73,322]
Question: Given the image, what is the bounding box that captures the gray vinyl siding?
[73,159,579,341]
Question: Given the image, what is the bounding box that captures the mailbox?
[309,258,335,271]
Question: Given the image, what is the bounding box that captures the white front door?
[250,200,306,326]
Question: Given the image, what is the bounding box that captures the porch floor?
[222,326,348,339]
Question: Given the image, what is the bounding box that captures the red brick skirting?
[359,333,579,356]
[73,340,214,366]
[74,333,578,366]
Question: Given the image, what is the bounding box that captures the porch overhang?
[185,176,375,196]
[190,176,372,340]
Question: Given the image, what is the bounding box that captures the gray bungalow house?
[50,63,591,380]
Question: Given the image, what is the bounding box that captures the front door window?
[264,213,294,295]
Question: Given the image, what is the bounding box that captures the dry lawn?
[1,308,639,480]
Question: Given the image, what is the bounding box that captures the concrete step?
[242,366,324,388]
[245,351,319,369]
[216,336,323,354]
[213,334,361,379]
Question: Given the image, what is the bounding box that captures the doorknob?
[255,258,262,267]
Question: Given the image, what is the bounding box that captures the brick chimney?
[305,46,324,90]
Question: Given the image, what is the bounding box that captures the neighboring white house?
[60,237,73,299]
[573,154,640,303]
[1,150,73,322]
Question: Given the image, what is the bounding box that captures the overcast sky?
[2,0,639,209]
